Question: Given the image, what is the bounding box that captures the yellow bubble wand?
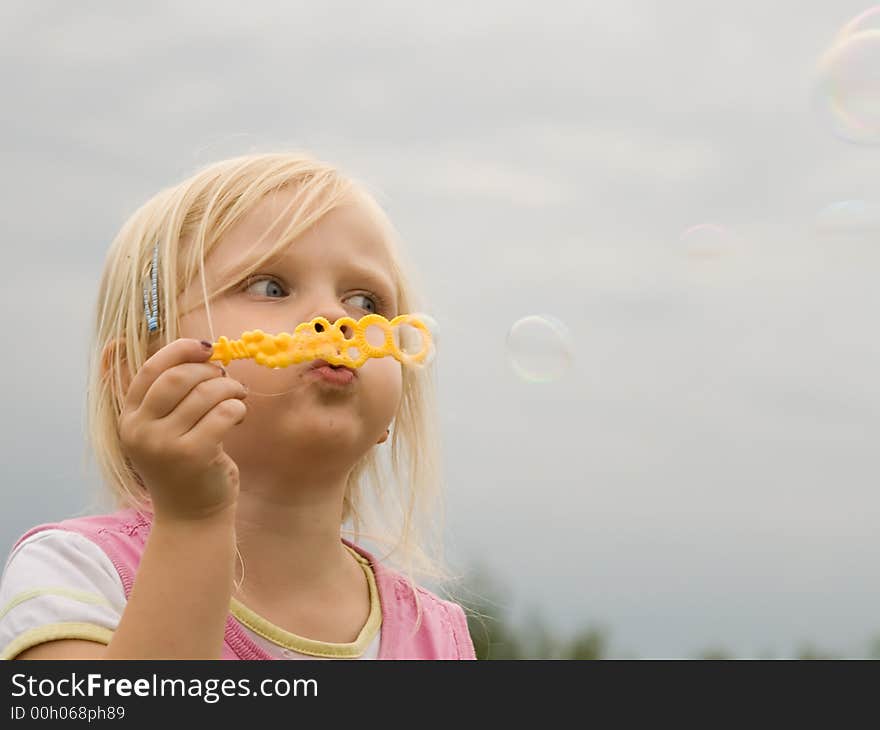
[207,313,433,370]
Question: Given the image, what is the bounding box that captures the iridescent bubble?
[505,315,574,383]
[838,6,880,37]
[816,200,880,233]
[413,312,440,346]
[814,23,880,145]
[397,312,438,367]
[679,224,736,259]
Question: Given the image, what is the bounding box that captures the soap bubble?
[814,12,880,145]
[414,312,440,346]
[816,200,880,234]
[505,315,574,383]
[396,312,438,367]
[838,6,880,38]
[679,224,737,259]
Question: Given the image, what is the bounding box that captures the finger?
[178,390,249,451]
[162,376,249,438]
[124,339,216,413]
[138,361,232,422]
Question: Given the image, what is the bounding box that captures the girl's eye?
[243,277,382,313]
[244,277,287,298]
[347,293,379,314]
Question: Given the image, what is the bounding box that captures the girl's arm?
[103,509,237,659]
[17,339,247,659]
[15,510,236,660]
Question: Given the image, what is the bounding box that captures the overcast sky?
[2,0,880,657]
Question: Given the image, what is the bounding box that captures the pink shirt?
[11,508,476,660]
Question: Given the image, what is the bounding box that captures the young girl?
[0,152,476,660]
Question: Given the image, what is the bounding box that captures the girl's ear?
[102,337,163,400]
[376,426,391,445]
[100,339,134,398]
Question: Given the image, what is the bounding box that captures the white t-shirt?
[0,529,380,660]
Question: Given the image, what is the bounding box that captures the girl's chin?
[265,403,388,442]
[283,413,363,439]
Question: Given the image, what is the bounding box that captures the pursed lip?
[309,359,357,377]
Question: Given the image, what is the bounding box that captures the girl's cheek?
[365,357,403,397]
[363,354,399,375]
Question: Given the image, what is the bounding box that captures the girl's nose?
[307,303,354,338]
[312,319,354,338]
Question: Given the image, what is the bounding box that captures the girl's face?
[176,188,402,472]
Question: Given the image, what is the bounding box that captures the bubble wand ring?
[207,313,433,370]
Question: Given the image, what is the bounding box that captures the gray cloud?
[2,0,879,657]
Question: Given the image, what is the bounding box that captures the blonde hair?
[85,152,460,622]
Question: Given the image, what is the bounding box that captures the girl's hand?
[118,338,249,522]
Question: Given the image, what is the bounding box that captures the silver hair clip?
[143,242,159,332]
